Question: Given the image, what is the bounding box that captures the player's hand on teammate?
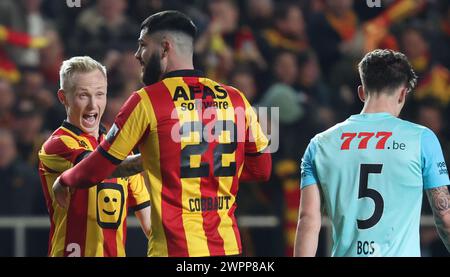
[52,176,71,209]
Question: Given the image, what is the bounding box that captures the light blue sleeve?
[300,138,319,189]
[421,128,449,190]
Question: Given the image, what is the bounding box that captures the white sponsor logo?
[66,0,81,8]
[366,0,382,8]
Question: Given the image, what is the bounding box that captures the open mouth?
[82,112,98,125]
[103,209,116,216]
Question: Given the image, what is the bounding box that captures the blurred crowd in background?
[0,0,449,256]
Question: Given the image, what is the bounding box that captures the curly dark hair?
[358,49,418,95]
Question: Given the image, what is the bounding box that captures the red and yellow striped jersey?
[99,70,269,257]
[38,121,150,257]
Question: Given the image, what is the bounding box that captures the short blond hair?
[59,56,107,93]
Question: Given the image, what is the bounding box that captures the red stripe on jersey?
[122,217,127,248]
[227,141,243,252]
[226,85,247,189]
[115,92,142,129]
[127,184,137,208]
[43,136,84,163]
[53,127,72,137]
[228,202,241,251]
[102,228,117,257]
[188,77,225,256]
[144,82,189,257]
[83,133,101,151]
[225,85,259,154]
[64,189,89,256]
[38,162,55,256]
[225,86,248,250]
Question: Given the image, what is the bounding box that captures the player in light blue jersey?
[294,49,450,257]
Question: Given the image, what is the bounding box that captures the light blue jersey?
[301,113,449,257]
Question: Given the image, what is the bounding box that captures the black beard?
[142,52,162,86]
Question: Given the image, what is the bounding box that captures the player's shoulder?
[217,83,251,106]
[114,89,148,118]
[141,78,183,96]
[40,128,80,155]
[121,88,146,103]
[394,117,431,136]
[312,120,349,143]
[208,79,239,95]
[219,82,239,93]
[139,83,171,107]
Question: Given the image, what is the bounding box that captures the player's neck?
[360,99,399,117]
[165,64,194,73]
[165,56,194,73]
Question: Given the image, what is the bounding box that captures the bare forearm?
[435,216,450,252]
[294,217,321,257]
[110,154,143,178]
[427,186,450,252]
[135,206,151,238]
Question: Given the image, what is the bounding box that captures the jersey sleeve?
[300,137,319,189]
[240,92,269,154]
[421,128,449,190]
[127,173,151,212]
[99,91,151,164]
[39,135,91,173]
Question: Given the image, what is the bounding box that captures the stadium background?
[0,0,449,256]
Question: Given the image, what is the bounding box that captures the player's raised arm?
[426,186,450,252]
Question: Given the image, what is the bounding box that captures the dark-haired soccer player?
[39,56,150,257]
[53,11,271,257]
[294,49,450,257]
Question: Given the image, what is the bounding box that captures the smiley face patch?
[96,183,125,229]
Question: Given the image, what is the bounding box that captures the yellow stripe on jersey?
[199,78,239,255]
[136,89,169,257]
[116,228,126,257]
[237,90,269,153]
[46,172,68,257]
[128,173,150,206]
[163,78,210,257]
[60,133,93,151]
[39,152,72,173]
[106,92,150,161]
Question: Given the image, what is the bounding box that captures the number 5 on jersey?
[358,164,384,229]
